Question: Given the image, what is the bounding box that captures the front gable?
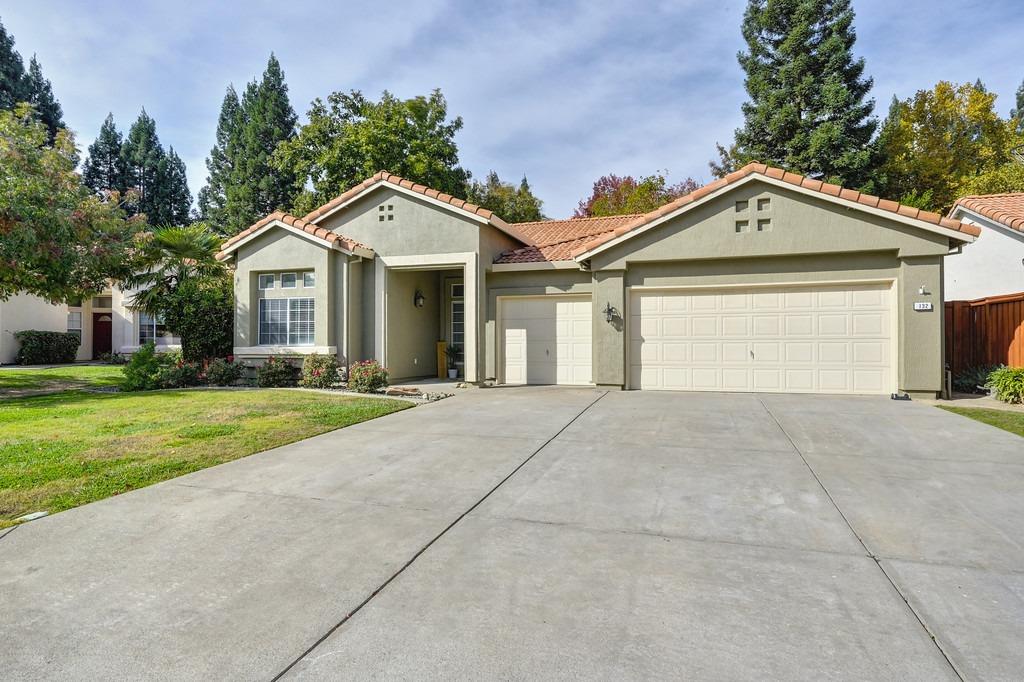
[316,187,520,258]
[589,180,952,271]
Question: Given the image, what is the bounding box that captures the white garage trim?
[625,279,898,394]
[497,294,593,386]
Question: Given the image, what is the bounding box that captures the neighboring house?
[217,163,979,398]
[0,286,180,364]
[945,193,1024,300]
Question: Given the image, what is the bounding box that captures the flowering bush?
[347,360,388,393]
[256,357,299,387]
[206,358,245,386]
[122,343,202,390]
[301,353,340,389]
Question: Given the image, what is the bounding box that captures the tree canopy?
[465,171,544,223]
[872,81,1022,212]
[83,113,128,197]
[120,109,192,226]
[0,20,65,141]
[275,88,470,215]
[574,174,700,218]
[713,0,876,187]
[0,105,143,303]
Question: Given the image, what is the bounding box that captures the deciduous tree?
[574,174,700,218]
[275,89,470,215]
[712,0,876,187]
[0,105,143,303]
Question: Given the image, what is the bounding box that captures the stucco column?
[898,256,943,397]
[592,269,626,388]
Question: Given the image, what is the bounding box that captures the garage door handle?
[750,350,754,358]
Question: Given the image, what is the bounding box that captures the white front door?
[501,296,592,385]
[629,283,894,394]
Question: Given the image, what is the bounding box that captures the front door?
[92,313,112,359]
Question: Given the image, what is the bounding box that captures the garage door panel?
[502,296,592,386]
[630,284,893,395]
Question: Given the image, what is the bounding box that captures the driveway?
[2,388,1022,680]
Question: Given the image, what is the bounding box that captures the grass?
[0,364,124,396]
[938,406,1024,438]
[0,388,410,526]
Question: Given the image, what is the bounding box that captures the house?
[216,163,980,398]
[945,193,1024,300]
[0,286,180,364]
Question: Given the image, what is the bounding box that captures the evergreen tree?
[24,55,63,140]
[712,0,876,187]
[466,171,545,222]
[197,85,240,229]
[161,147,193,225]
[83,114,128,196]
[1011,79,1024,133]
[0,19,27,110]
[122,109,168,223]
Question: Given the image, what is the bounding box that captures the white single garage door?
[629,283,894,394]
[501,296,592,385]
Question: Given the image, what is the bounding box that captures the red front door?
[92,313,112,359]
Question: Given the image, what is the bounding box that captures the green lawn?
[0,388,410,526]
[938,406,1024,438]
[0,364,124,396]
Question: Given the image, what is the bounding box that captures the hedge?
[13,330,80,365]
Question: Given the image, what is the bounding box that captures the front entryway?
[629,283,894,394]
[92,313,112,359]
[500,295,592,385]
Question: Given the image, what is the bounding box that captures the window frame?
[67,310,83,340]
[138,311,173,346]
[302,271,315,288]
[280,272,297,289]
[258,297,315,346]
[450,282,465,365]
[258,274,276,290]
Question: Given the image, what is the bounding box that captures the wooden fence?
[945,292,1024,373]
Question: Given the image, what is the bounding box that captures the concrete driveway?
[2,388,1022,680]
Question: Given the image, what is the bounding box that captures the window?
[281,272,297,289]
[92,296,112,309]
[450,282,465,364]
[259,298,314,346]
[67,311,82,340]
[302,271,315,287]
[259,274,275,289]
[139,312,173,346]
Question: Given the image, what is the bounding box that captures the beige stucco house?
[0,286,179,364]
[217,163,980,398]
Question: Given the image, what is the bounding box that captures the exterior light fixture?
[604,302,616,323]
[414,290,425,308]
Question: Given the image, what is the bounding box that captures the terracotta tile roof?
[951,193,1024,233]
[495,214,642,264]
[216,211,370,261]
[570,162,982,259]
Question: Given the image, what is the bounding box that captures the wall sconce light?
[918,285,929,295]
[414,290,425,308]
[603,301,617,323]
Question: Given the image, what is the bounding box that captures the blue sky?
[4,1,1022,218]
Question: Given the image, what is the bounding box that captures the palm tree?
[123,223,223,315]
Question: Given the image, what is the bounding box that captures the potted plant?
[444,344,460,379]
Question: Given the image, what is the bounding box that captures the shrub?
[987,366,1024,404]
[13,330,80,365]
[347,360,388,393]
[99,351,128,365]
[157,274,234,363]
[122,344,204,390]
[256,357,299,387]
[121,342,163,391]
[301,353,340,389]
[952,364,1001,394]
[206,358,244,386]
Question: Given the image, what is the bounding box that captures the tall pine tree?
[24,55,63,140]
[1011,79,1024,133]
[121,110,192,226]
[161,147,193,225]
[197,85,240,229]
[713,0,876,187]
[0,19,27,110]
[83,113,128,196]
[199,54,299,235]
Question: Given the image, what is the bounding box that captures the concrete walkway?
[2,388,1022,680]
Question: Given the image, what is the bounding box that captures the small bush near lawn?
[301,353,340,389]
[13,330,80,365]
[256,357,300,387]
[952,364,1001,394]
[347,360,388,393]
[206,358,244,386]
[122,343,203,391]
[987,366,1024,404]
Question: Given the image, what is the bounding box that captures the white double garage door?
[500,282,895,395]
